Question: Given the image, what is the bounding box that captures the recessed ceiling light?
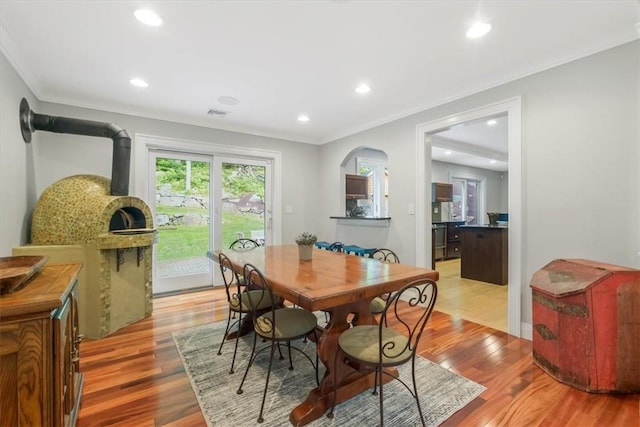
[355,84,371,94]
[487,119,497,126]
[466,22,491,39]
[489,160,497,164]
[134,9,163,27]
[298,115,309,122]
[129,78,149,88]
[217,96,240,106]
[444,151,453,155]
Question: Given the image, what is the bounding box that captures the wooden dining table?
[214,244,439,426]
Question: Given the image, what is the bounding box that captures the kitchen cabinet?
[446,222,462,259]
[460,225,508,285]
[0,263,83,427]
[346,174,368,199]
[432,221,464,262]
[431,182,453,202]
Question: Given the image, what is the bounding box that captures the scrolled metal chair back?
[242,263,277,337]
[379,279,437,363]
[229,238,261,251]
[328,241,344,253]
[218,252,242,303]
[371,248,400,263]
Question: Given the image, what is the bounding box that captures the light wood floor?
[76,288,639,426]
[435,259,508,332]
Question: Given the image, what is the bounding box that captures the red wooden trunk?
[530,259,640,393]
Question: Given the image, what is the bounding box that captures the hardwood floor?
[435,259,508,332]
[77,288,639,426]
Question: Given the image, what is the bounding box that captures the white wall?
[0,53,40,255]
[318,40,640,331]
[0,53,321,255]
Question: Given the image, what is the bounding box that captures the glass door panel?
[149,151,213,294]
[214,157,271,250]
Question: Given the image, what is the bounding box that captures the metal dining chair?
[328,241,345,253]
[369,248,401,315]
[216,253,281,374]
[229,238,262,251]
[327,278,438,426]
[237,263,320,423]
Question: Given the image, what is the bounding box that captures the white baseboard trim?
[520,322,532,341]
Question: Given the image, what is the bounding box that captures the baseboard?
[520,322,532,341]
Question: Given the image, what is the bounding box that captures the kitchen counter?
[460,224,508,229]
[330,216,391,220]
[460,225,508,285]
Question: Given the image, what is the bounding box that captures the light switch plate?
[408,203,415,215]
[285,205,293,214]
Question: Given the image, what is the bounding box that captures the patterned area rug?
[173,319,485,426]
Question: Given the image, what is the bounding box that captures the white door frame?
[415,97,524,338]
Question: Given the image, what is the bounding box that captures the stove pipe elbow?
[20,97,131,196]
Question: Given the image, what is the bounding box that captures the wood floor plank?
[77,287,640,426]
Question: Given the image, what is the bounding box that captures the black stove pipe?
[19,98,131,196]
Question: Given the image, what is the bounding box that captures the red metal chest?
[530,259,640,392]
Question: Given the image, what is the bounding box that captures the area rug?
[173,319,485,426]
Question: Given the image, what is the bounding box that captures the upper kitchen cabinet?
[432,182,453,202]
[346,174,368,199]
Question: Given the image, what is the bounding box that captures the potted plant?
[295,232,317,261]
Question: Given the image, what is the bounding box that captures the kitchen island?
[460,224,508,285]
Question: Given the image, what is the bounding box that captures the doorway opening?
[415,97,522,337]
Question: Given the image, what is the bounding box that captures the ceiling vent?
[207,108,229,118]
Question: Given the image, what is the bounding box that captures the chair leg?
[313,331,320,385]
[326,350,341,419]
[236,333,258,395]
[277,342,284,360]
[411,357,426,427]
[287,341,294,370]
[229,312,242,374]
[257,341,277,423]
[378,366,384,427]
[371,365,381,396]
[217,310,233,356]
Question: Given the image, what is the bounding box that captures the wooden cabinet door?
[461,228,508,285]
[346,174,368,199]
[432,183,453,202]
[0,318,52,426]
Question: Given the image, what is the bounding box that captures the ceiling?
[432,114,509,172]
[1,1,638,148]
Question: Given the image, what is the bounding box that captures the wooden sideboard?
[0,263,83,427]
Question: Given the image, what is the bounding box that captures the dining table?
[213,244,439,426]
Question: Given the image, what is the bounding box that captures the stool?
[343,245,376,257]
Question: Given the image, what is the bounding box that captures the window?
[356,157,388,217]
[451,177,481,224]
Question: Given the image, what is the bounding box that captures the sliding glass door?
[149,150,213,294]
[148,150,273,295]
[213,157,272,250]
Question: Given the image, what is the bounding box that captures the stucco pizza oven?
[13,99,155,338]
